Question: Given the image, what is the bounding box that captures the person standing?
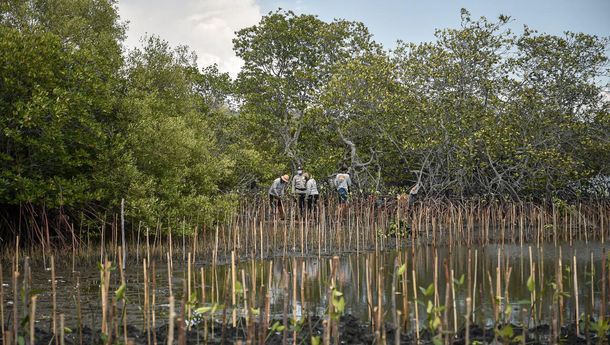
[304,172,319,214]
[292,167,307,217]
[269,174,289,219]
[408,183,420,207]
[334,170,352,214]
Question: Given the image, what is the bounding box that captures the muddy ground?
[3,314,609,344]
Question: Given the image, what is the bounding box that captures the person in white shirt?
[292,166,307,217]
[334,168,352,216]
[334,172,351,204]
[304,172,319,214]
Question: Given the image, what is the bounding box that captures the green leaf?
[235,280,243,294]
[495,325,514,339]
[20,315,29,328]
[456,274,465,286]
[195,306,212,314]
[29,289,45,296]
[188,292,198,305]
[311,336,321,345]
[270,321,282,332]
[527,275,535,292]
[332,296,345,314]
[426,300,434,314]
[424,283,435,297]
[504,304,513,318]
[431,316,441,330]
[115,283,126,300]
[398,264,406,276]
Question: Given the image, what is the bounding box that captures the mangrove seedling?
[418,283,444,345]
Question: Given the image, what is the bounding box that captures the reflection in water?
[1,240,608,331]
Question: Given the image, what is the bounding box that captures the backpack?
[294,175,306,190]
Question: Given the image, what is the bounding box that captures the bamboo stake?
[451,268,457,335]
[14,236,19,274]
[412,268,420,344]
[573,254,580,335]
[152,261,157,345]
[231,250,237,327]
[167,296,175,345]
[395,311,401,345]
[144,259,150,345]
[265,260,273,326]
[121,198,126,270]
[293,258,298,345]
[201,267,207,342]
[59,314,65,345]
[472,249,478,323]
[282,268,289,345]
[443,260,451,344]
[12,266,18,345]
[366,258,373,323]
[118,246,128,345]
[0,263,4,343]
[166,253,173,297]
[51,255,57,338]
[101,260,107,337]
[29,295,37,345]
[465,297,471,345]
[601,248,606,329]
[558,247,564,327]
[146,227,150,268]
[187,252,192,328]
[391,259,398,342]
[76,274,83,345]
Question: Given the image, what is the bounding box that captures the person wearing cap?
[292,166,307,217]
[269,174,289,219]
[304,172,319,214]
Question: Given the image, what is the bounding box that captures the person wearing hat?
[269,174,289,219]
[292,166,307,217]
[304,172,319,215]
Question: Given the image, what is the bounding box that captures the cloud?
[118,0,263,77]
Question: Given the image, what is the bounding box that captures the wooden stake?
[412,268,420,344]
[29,295,37,345]
[573,254,580,335]
[167,296,175,345]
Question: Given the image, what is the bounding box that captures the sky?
[117,0,610,78]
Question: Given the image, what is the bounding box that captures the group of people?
[268,166,352,219]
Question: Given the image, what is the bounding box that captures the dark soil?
[2,315,609,344]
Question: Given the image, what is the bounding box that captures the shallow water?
[1,239,609,333]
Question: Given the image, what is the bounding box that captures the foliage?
[417,283,444,345]
[0,0,124,208]
[234,9,381,171]
[1,2,609,240]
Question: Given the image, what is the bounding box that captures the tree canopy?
[1,4,608,238]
